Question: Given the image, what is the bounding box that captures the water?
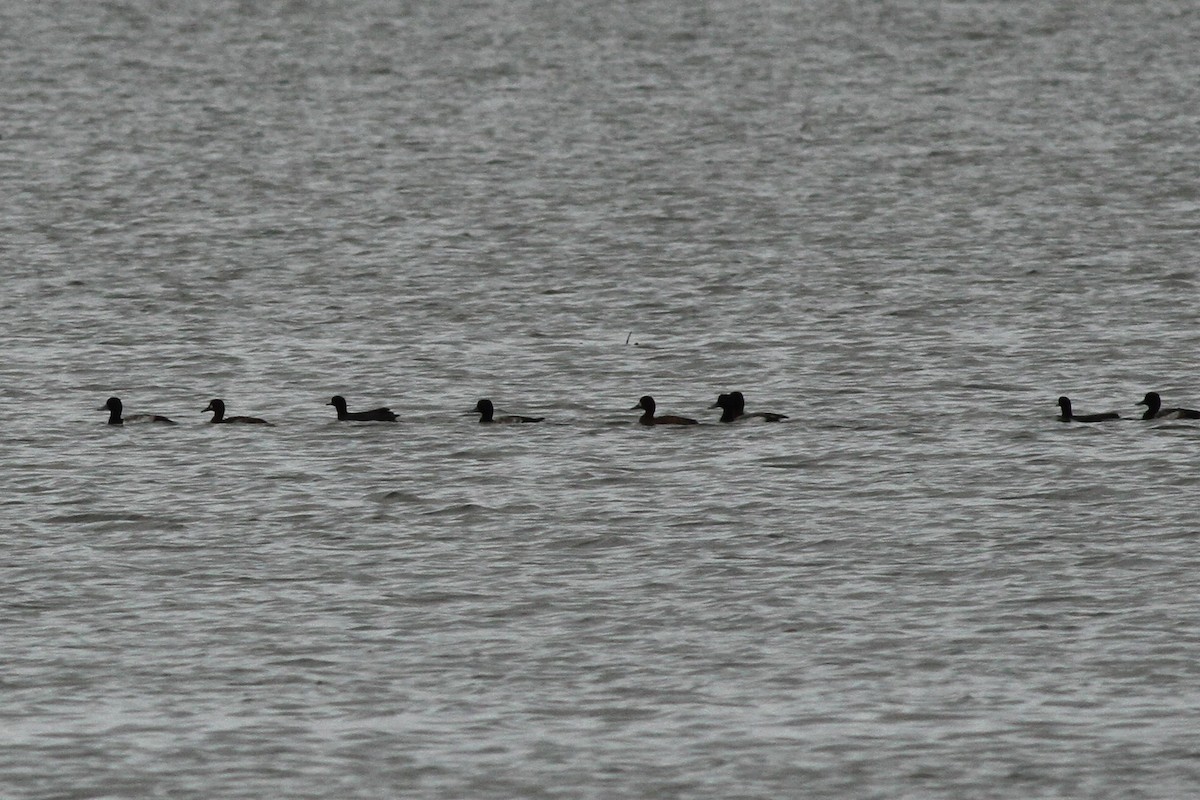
[3,0,1200,797]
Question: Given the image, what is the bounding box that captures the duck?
[203,398,272,425]
[327,395,397,422]
[631,395,698,426]
[469,398,543,424]
[98,396,176,425]
[1056,396,1119,423]
[1137,391,1200,420]
[710,391,788,423]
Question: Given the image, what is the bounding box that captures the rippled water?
[4,1,1200,797]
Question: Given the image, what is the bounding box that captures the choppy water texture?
[4,1,1200,797]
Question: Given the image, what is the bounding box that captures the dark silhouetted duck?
[1057,396,1119,423]
[710,391,788,423]
[632,395,698,426]
[470,398,543,424]
[203,399,272,425]
[711,393,732,418]
[98,396,176,425]
[1137,391,1200,420]
[327,395,397,422]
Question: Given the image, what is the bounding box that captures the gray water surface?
[3,1,1200,797]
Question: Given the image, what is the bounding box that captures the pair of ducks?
[1057,392,1200,423]
[331,397,538,424]
[99,397,270,426]
[632,392,788,426]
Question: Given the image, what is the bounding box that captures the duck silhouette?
[327,395,397,422]
[632,395,698,426]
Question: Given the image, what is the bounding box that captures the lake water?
[3,1,1200,797]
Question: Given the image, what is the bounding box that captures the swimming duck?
[203,398,272,425]
[710,391,788,423]
[631,395,698,426]
[470,398,543,424]
[98,396,176,425]
[327,395,397,422]
[1137,391,1200,420]
[1057,396,1119,423]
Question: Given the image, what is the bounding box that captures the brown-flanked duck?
[98,396,176,426]
[327,395,397,422]
[1057,396,1119,423]
[632,395,698,426]
[469,398,543,424]
[203,399,272,425]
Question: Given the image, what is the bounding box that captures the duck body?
[632,395,698,426]
[327,395,397,422]
[1057,396,1119,423]
[203,399,272,425]
[471,398,543,424]
[710,391,788,423]
[1137,391,1200,420]
[98,396,176,425]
